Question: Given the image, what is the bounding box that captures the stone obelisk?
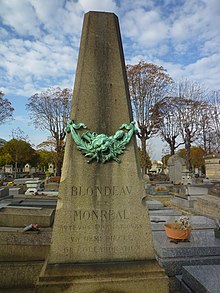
[37,11,168,292]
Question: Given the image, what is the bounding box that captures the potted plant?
[214,219,220,238]
[164,216,192,240]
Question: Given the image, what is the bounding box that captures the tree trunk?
[140,137,147,176]
[185,141,192,171]
[56,141,64,177]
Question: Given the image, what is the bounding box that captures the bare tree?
[174,79,207,171]
[159,96,184,155]
[10,127,30,143]
[209,90,220,152]
[126,60,173,174]
[26,87,72,176]
[0,91,14,125]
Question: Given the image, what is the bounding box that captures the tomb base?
[36,260,168,293]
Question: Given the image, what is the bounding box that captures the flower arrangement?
[164,216,192,240]
[171,216,191,230]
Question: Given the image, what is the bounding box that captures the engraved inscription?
[72,209,128,221]
[63,245,140,255]
[60,222,143,232]
[71,185,132,197]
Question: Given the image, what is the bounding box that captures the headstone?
[37,11,168,293]
[167,155,186,184]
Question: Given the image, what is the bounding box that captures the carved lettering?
[71,185,132,197]
[63,245,140,255]
[71,209,129,221]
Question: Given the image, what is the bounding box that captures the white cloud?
[78,0,117,13]
[0,0,41,36]
[122,8,168,47]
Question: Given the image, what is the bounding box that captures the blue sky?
[0,0,220,160]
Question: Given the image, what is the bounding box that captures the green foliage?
[0,139,38,167]
[37,150,56,170]
[178,146,205,170]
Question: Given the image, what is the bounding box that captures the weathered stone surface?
[194,195,220,219]
[0,227,51,261]
[0,207,55,227]
[181,265,220,293]
[37,261,168,293]
[37,11,168,293]
[47,11,155,265]
[0,261,43,290]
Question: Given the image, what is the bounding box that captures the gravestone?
[167,154,186,184]
[37,11,168,293]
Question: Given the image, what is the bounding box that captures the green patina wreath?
[66,120,138,163]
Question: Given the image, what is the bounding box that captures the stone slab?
[9,187,23,196]
[36,260,168,293]
[185,185,208,196]
[153,229,220,258]
[150,215,216,231]
[156,254,220,277]
[149,208,182,216]
[0,207,55,227]
[171,196,197,208]
[8,198,57,208]
[0,261,43,290]
[143,199,164,210]
[0,227,51,261]
[0,187,9,198]
[181,265,220,293]
[153,229,220,276]
[194,195,220,219]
